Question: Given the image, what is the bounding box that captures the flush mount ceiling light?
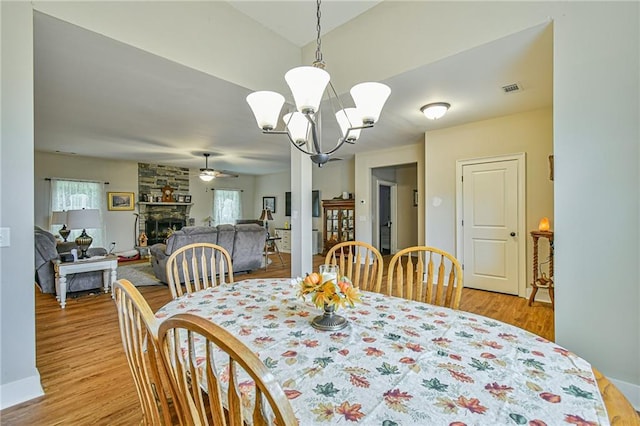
[246,0,391,167]
[420,102,451,120]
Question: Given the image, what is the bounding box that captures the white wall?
[553,3,639,403]
[35,152,139,251]
[254,159,356,233]
[189,174,257,227]
[0,1,44,409]
[426,108,554,293]
[34,152,258,251]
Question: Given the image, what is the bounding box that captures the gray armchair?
[34,226,107,294]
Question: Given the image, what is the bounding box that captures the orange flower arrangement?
[297,271,361,310]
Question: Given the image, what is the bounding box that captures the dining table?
[155,278,611,425]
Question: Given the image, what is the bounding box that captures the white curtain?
[212,189,243,226]
[50,179,105,247]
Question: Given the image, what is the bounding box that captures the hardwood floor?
[1,253,554,425]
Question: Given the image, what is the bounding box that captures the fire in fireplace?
[146,219,186,245]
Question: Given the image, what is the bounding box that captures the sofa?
[34,226,108,294]
[149,224,267,284]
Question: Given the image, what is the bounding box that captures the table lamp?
[259,208,273,236]
[51,210,70,242]
[67,208,101,259]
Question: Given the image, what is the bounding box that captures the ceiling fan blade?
[213,170,239,178]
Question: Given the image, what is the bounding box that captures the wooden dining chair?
[165,243,234,299]
[386,246,464,310]
[158,313,298,426]
[325,241,384,293]
[113,279,179,425]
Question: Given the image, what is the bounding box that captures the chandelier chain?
[315,0,323,66]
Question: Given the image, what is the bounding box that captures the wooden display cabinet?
[322,199,355,254]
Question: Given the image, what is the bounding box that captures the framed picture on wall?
[108,192,135,211]
[263,196,276,213]
[184,195,192,203]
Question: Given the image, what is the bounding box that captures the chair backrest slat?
[113,279,178,425]
[158,313,297,426]
[325,241,383,293]
[165,243,234,299]
[387,246,464,310]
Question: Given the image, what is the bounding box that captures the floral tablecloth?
[156,278,609,425]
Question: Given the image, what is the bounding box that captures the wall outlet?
[0,227,10,247]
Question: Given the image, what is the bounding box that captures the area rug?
[117,262,163,287]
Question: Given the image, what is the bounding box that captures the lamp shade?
[538,217,550,231]
[67,209,101,230]
[283,112,310,144]
[421,102,450,120]
[285,66,330,114]
[350,82,391,124]
[246,91,285,130]
[259,209,274,221]
[51,211,68,225]
[336,108,364,141]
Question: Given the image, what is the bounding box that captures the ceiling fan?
[199,153,238,181]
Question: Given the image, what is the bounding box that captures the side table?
[264,236,284,270]
[529,230,554,308]
[135,245,151,260]
[52,255,118,309]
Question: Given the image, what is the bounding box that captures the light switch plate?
[0,227,10,247]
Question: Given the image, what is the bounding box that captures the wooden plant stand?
[529,230,554,308]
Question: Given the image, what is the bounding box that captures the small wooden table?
[264,236,284,270]
[53,255,118,308]
[529,230,554,308]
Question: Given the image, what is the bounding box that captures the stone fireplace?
[137,163,192,245]
[145,217,186,245]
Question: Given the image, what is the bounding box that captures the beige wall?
[425,108,553,296]
[355,143,425,247]
[395,164,419,249]
[254,159,356,231]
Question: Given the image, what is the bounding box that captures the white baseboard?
[525,286,551,303]
[610,377,640,412]
[0,374,44,410]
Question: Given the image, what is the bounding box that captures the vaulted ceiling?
[34,2,552,175]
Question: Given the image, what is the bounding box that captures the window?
[212,189,243,226]
[50,179,105,247]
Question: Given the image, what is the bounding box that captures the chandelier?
[246,0,391,167]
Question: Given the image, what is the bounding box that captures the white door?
[461,159,520,294]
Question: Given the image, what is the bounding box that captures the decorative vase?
[311,303,348,331]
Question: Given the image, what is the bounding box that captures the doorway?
[456,153,526,296]
[378,183,392,255]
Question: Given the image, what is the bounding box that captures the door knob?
[510,232,516,237]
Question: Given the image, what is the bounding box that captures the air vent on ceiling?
[502,83,522,93]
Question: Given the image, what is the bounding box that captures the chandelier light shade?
[285,66,330,114]
[246,91,285,130]
[350,82,391,124]
[246,0,391,167]
[421,102,451,120]
[67,208,101,259]
[336,108,364,142]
